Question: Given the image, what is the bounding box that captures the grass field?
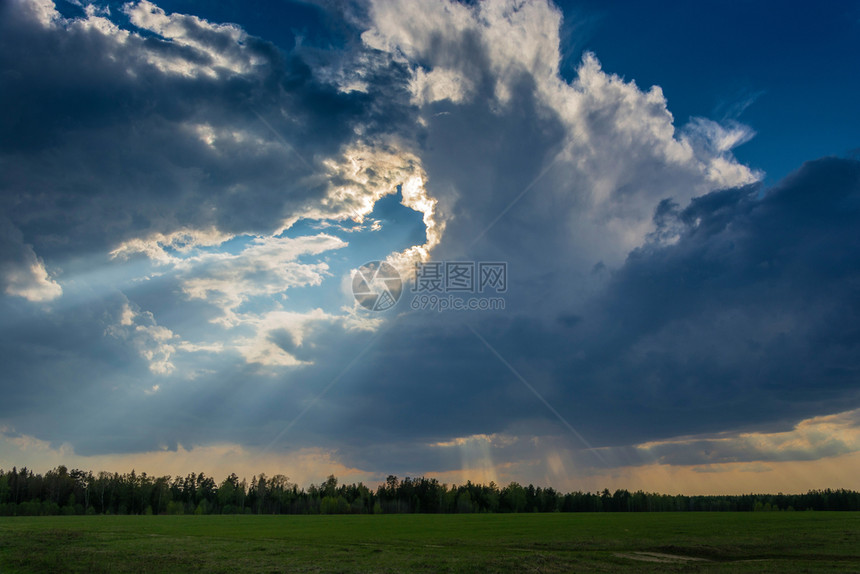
[1,512,859,573]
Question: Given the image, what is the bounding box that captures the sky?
[1,0,859,495]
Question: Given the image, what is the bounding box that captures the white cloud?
[364,0,562,106]
[409,67,474,105]
[363,0,761,275]
[682,117,761,184]
[110,227,233,265]
[16,0,60,28]
[307,142,433,222]
[361,0,475,63]
[107,301,178,376]
[0,217,62,302]
[3,258,62,302]
[626,409,860,466]
[685,117,757,154]
[109,229,384,368]
[101,133,443,366]
[295,141,444,276]
[123,0,260,78]
[233,308,379,368]
[177,233,347,326]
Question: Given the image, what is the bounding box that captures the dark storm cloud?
[0,0,417,458]
[316,158,860,472]
[0,0,412,263]
[73,149,857,471]
[566,157,860,438]
[2,0,858,483]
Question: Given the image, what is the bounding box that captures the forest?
[1,466,859,516]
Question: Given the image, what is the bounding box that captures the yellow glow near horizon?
[4,409,860,494]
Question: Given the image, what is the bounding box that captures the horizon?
[4,463,859,500]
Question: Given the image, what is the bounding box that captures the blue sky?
[1,0,859,493]
[563,0,860,184]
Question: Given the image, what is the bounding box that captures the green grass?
[1,512,859,573]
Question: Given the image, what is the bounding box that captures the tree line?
[1,466,859,516]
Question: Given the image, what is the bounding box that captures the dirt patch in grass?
[614,551,710,563]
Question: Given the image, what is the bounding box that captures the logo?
[352,261,403,311]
